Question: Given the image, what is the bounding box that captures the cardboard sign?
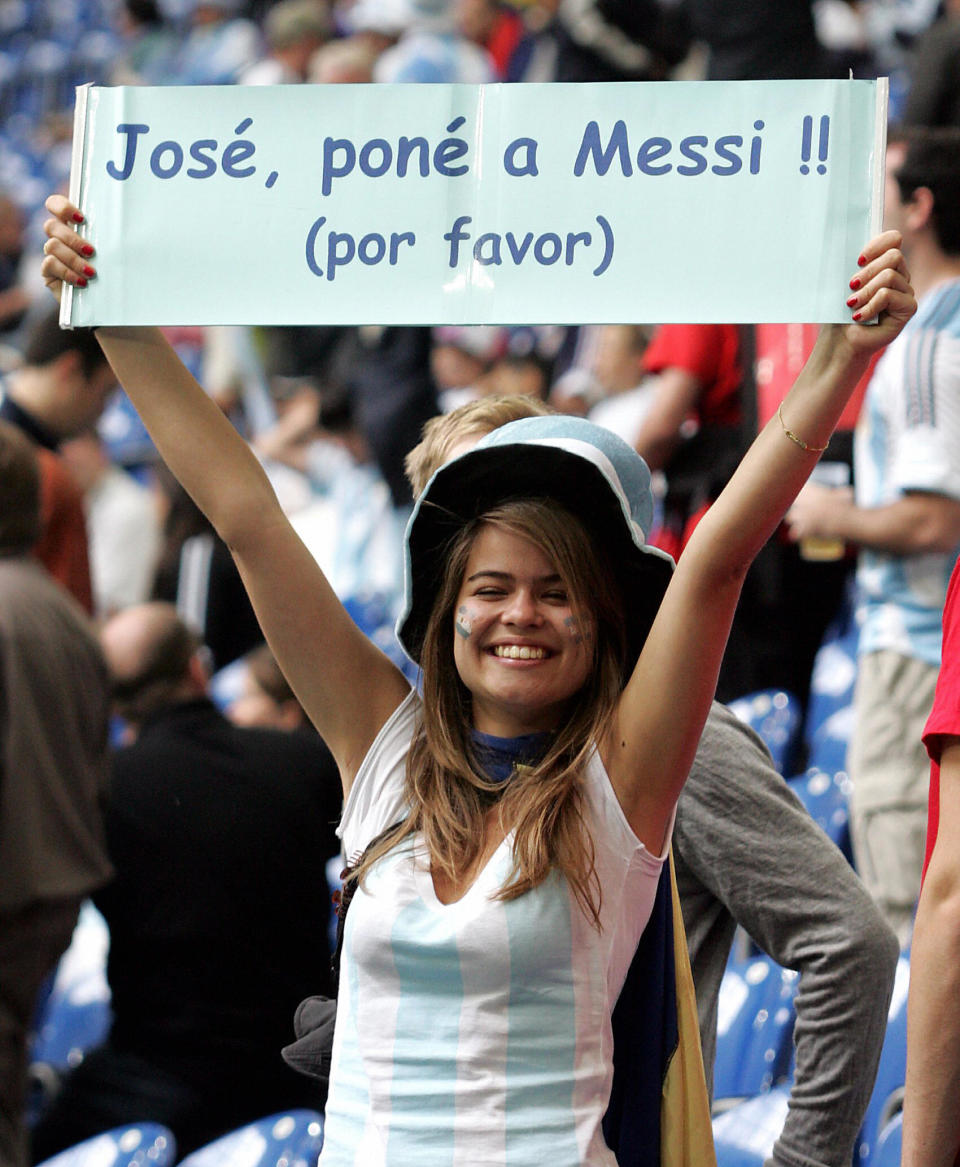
[61,78,887,327]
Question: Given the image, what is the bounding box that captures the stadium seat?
[803,581,858,773]
[805,709,854,778]
[727,690,803,776]
[786,769,853,862]
[34,1124,175,1167]
[713,954,799,1106]
[855,954,910,1164]
[31,903,111,1075]
[178,1110,324,1167]
[872,1111,903,1167]
[712,1083,791,1166]
[342,592,419,684]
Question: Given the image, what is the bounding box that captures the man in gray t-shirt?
[678,702,898,1167]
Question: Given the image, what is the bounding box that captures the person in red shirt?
[904,556,960,1167]
[635,323,742,559]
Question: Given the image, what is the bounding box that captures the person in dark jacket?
[31,603,342,1162]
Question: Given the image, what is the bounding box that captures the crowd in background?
[2,0,960,1164]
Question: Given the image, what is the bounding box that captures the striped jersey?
[322,691,669,1166]
[856,277,960,664]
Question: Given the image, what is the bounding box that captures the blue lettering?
[389,232,415,264]
[712,135,743,176]
[222,136,256,178]
[107,123,150,180]
[750,121,764,175]
[322,137,356,196]
[573,120,632,177]
[444,215,472,267]
[534,233,562,265]
[474,233,502,265]
[636,136,672,176]
[150,140,183,179]
[503,137,539,178]
[358,232,387,264]
[396,137,429,177]
[565,231,590,264]
[677,135,707,176]
[306,218,415,278]
[435,117,469,177]
[359,139,392,178]
[505,232,533,263]
[187,140,217,178]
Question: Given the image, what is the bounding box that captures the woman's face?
[453,523,595,737]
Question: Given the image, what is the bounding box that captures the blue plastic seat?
[854,954,910,1165]
[872,1111,903,1167]
[727,690,803,776]
[178,1110,324,1167]
[786,768,853,862]
[806,632,858,737]
[713,954,798,1106]
[712,1083,792,1166]
[31,903,112,1074]
[342,592,419,684]
[35,1124,176,1167]
[805,709,853,778]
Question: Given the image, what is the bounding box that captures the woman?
[41,195,915,1165]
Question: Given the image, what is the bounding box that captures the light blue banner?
[61,79,886,327]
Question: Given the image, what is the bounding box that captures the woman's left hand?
[836,229,917,355]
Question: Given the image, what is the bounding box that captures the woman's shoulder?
[338,687,419,860]
[584,748,673,872]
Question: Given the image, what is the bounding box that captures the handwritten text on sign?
[63,80,885,326]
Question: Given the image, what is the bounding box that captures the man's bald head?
[101,603,206,725]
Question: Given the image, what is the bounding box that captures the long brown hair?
[352,498,630,925]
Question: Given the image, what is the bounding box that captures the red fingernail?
[76,277,87,288]
[72,212,84,223]
[83,265,95,277]
[81,244,94,257]
[849,277,861,290]
[852,311,862,321]
[858,254,867,266]
[846,295,858,307]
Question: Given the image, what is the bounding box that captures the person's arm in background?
[632,367,702,472]
[903,737,960,1167]
[675,702,899,1167]
[786,486,960,555]
[251,386,322,475]
[787,295,960,555]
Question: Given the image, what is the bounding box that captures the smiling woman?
[453,521,602,733]
[39,187,917,1166]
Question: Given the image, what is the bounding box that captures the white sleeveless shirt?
[321,691,670,1167]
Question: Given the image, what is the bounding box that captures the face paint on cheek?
[455,605,475,639]
[565,615,590,646]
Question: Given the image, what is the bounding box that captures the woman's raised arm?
[604,231,917,852]
[42,195,411,790]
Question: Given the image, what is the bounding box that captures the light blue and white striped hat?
[397,415,675,665]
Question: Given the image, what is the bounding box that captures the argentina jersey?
[326,693,668,1166]
[855,278,960,664]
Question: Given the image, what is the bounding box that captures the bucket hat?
[396,415,675,666]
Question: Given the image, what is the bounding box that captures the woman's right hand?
[41,195,97,305]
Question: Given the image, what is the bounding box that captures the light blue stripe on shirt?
[504,871,579,1165]
[387,897,464,1161]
